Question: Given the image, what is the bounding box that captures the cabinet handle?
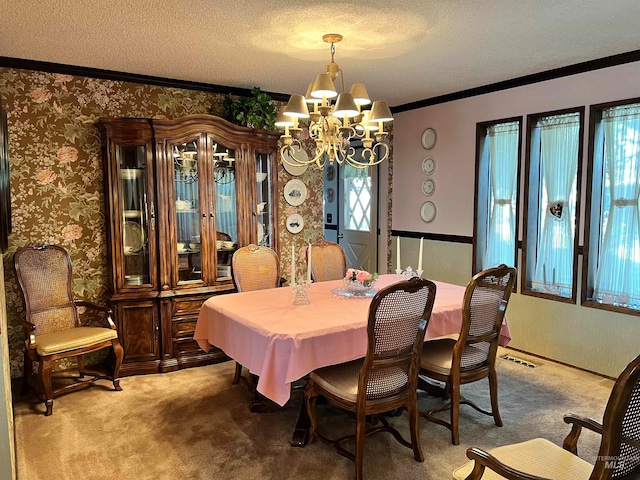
[209,202,215,220]
[150,201,156,231]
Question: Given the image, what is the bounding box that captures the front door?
[338,163,378,272]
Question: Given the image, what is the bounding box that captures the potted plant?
[221,87,278,131]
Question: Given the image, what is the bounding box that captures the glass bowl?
[343,278,376,295]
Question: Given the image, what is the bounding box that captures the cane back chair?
[453,353,640,480]
[14,244,124,416]
[231,244,280,384]
[305,277,437,480]
[308,240,347,282]
[419,264,517,445]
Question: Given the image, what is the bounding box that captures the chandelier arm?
[280,141,309,167]
[346,143,389,168]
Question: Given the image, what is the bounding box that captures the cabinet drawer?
[173,337,205,356]
[172,318,197,338]
[173,296,209,316]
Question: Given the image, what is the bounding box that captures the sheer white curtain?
[484,122,519,269]
[215,180,238,242]
[532,113,580,297]
[593,104,640,308]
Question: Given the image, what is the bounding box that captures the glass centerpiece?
[343,268,378,295]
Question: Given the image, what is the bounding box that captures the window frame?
[521,106,585,304]
[581,96,640,316]
[472,116,523,280]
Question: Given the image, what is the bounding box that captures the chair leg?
[112,340,124,391]
[450,382,460,445]
[39,358,54,416]
[304,385,318,444]
[77,355,84,378]
[21,348,32,396]
[407,394,424,462]
[488,368,502,427]
[232,362,242,385]
[355,410,366,480]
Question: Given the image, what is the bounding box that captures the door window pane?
[342,165,371,232]
[212,142,237,281]
[173,139,202,284]
[118,145,150,286]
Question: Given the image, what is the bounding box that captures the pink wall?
[392,61,640,236]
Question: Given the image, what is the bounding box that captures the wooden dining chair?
[419,264,517,445]
[305,277,437,480]
[453,353,640,480]
[14,244,124,416]
[308,239,347,282]
[230,244,280,384]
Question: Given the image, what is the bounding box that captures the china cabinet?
[98,115,279,375]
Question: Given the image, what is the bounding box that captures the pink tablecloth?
[194,274,511,406]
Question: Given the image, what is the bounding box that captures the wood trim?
[391,230,472,244]
[392,49,640,112]
[0,56,291,102]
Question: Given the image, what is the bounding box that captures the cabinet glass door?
[118,145,151,286]
[172,139,203,284]
[255,152,273,248]
[212,140,238,281]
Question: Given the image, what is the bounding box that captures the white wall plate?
[422,156,436,175]
[422,178,435,196]
[286,213,304,234]
[421,127,437,150]
[282,146,309,176]
[284,179,307,206]
[420,201,436,223]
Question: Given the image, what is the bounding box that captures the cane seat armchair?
[231,244,280,384]
[308,240,347,282]
[453,353,640,480]
[14,244,124,416]
[305,277,437,480]
[419,264,516,445]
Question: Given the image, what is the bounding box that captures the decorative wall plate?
[284,179,307,206]
[123,221,144,252]
[422,178,435,196]
[422,156,436,175]
[286,213,304,234]
[326,187,335,203]
[282,146,309,176]
[421,127,437,150]
[420,201,437,223]
[326,165,336,181]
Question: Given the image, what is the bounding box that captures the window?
[473,118,522,274]
[523,108,584,302]
[583,99,640,314]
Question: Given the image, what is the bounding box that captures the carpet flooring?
[12,348,616,480]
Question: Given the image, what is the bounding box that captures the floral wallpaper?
[0,67,325,377]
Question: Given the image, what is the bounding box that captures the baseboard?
[502,346,616,381]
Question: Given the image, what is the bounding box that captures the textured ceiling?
[1,0,639,107]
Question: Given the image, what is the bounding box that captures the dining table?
[194,273,511,445]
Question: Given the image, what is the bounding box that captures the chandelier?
[174,142,235,184]
[277,34,393,169]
